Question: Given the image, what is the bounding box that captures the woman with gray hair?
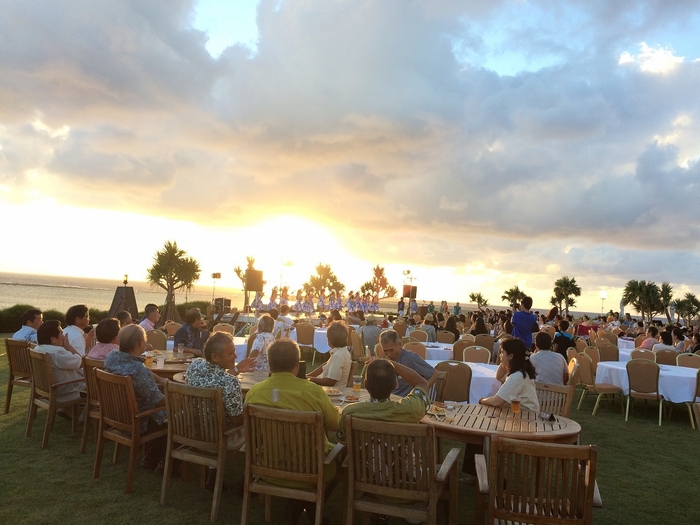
[249,314,276,372]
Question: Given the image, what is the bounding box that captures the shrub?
[176,300,211,320]
[88,308,111,323]
[0,304,39,333]
[42,309,66,325]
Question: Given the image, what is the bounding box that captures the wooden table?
[422,403,581,445]
[146,352,194,379]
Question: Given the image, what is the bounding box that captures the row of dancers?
[250,286,380,314]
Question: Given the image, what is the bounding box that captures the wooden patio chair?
[474,334,495,354]
[437,330,455,344]
[535,381,575,418]
[93,369,168,493]
[452,340,470,362]
[410,329,428,342]
[295,322,319,366]
[597,343,619,362]
[428,370,447,403]
[246,333,258,358]
[4,339,32,414]
[435,360,472,403]
[26,349,84,449]
[392,321,408,338]
[677,353,700,369]
[80,357,105,453]
[630,349,655,361]
[576,353,623,416]
[462,345,491,364]
[344,416,459,525]
[654,349,677,366]
[403,342,427,360]
[583,346,600,373]
[213,323,234,335]
[625,359,664,426]
[146,329,167,350]
[684,370,700,429]
[163,322,182,337]
[475,436,601,525]
[240,404,344,525]
[161,382,240,522]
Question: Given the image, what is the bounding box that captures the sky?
[1,0,700,314]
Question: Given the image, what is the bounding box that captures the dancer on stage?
[316,290,326,312]
[267,287,279,310]
[302,290,315,316]
[345,291,356,312]
[280,286,289,307]
[370,293,380,313]
[292,289,304,313]
[251,291,265,311]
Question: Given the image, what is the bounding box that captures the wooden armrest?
[52,378,85,389]
[475,454,489,495]
[341,456,349,468]
[324,443,345,465]
[135,406,166,419]
[224,425,243,437]
[436,447,460,482]
[593,480,603,508]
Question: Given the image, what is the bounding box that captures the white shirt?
[33,344,84,403]
[63,325,87,356]
[273,315,295,337]
[12,325,37,343]
[319,346,352,387]
[495,372,540,412]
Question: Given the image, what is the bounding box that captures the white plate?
[341,396,360,403]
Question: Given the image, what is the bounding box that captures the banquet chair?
[295,322,319,365]
[437,330,456,344]
[693,403,700,430]
[566,348,578,363]
[400,336,419,346]
[161,382,240,522]
[568,359,580,387]
[410,329,428,342]
[26,349,84,449]
[542,325,555,337]
[452,340,470,362]
[428,371,447,402]
[163,322,182,337]
[3,339,32,414]
[373,344,384,358]
[597,343,619,362]
[583,347,600,373]
[597,332,618,347]
[575,338,587,353]
[684,370,700,429]
[392,321,408,338]
[146,329,167,351]
[626,359,664,426]
[460,333,475,342]
[588,330,597,345]
[475,436,600,525]
[80,357,105,453]
[576,353,622,416]
[634,334,647,348]
[535,381,575,418]
[403,342,427,360]
[344,416,459,525]
[346,325,356,347]
[654,349,677,366]
[93,369,168,493]
[350,330,368,363]
[473,334,495,354]
[677,353,700,369]
[462,346,491,364]
[630,349,655,361]
[435,361,472,403]
[240,404,344,525]
[213,323,233,335]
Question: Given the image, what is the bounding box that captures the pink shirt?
[139,318,156,331]
[639,337,658,350]
[88,343,119,360]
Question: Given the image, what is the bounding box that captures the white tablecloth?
[168,337,248,357]
[290,328,330,354]
[596,361,698,403]
[618,338,636,362]
[424,343,453,361]
[426,360,501,404]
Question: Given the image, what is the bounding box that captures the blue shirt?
[392,349,436,397]
[512,310,538,347]
[173,323,209,350]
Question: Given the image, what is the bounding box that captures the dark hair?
[329,309,342,321]
[365,359,396,400]
[22,309,42,326]
[37,320,61,345]
[280,305,290,315]
[65,304,88,326]
[546,307,558,321]
[96,318,120,344]
[648,326,659,338]
[521,296,533,310]
[501,338,536,379]
[145,305,159,316]
[672,327,685,341]
[115,311,132,326]
[535,332,552,350]
[185,308,202,325]
[504,319,513,334]
[327,321,349,348]
[558,320,570,332]
[268,308,279,320]
[659,331,672,345]
[637,321,643,328]
[471,318,488,335]
[204,331,233,361]
[268,339,300,373]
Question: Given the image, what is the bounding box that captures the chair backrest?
[243,404,325,487]
[461,333,476,342]
[400,336,419,346]
[474,334,495,352]
[630,348,655,361]
[28,349,56,399]
[392,321,407,338]
[576,354,595,387]
[575,338,587,353]
[596,332,617,347]
[213,323,234,335]
[346,325,356,347]
[346,416,436,502]
[462,346,490,364]
[246,334,258,357]
[566,348,578,363]
[626,359,660,395]
[94,369,140,433]
[567,359,580,387]
[535,381,575,417]
[485,436,598,525]
[677,353,700,369]
[350,330,364,360]
[435,361,472,403]
[83,356,105,410]
[436,330,455,344]
[428,371,446,402]
[542,325,555,337]
[163,322,182,337]
[597,343,619,362]
[654,349,677,366]
[634,335,646,348]
[5,339,32,378]
[588,330,597,344]
[410,329,428,342]
[452,340,470,362]
[165,382,226,453]
[374,343,384,358]
[583,346,600,372]
[346,361,360,388]
[403,342,426,360]
[146,330,167,350]
[295,322,315,345]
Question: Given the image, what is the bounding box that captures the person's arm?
[308,357,337,386]
[496,361,508,383]
[479,393,506,406]
[391,360,428,392]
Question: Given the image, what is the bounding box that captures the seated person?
[34,320,84,403]
[652,331,675,353]
[480,338,539,412]
[420,314,437,342]
[13,308,43,343]
[380,330,437,397]
[469,317,489,336]
[87,318,121,360]
[105,325,167,470]
[273,305,295,338]
[552,320,576,359]
[115,310,133,327]
[360,314,382,351]
[672,327,689,353]
[173,308,207,357]
[530,332,568,386]
[336,358,430,442]
[63,304,92,356]
[250,314,276,372]
[308,322,352,387]
[139,305,161,331]
[639,326,659,349]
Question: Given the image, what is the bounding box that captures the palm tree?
[501,286,526,306]
[469,292,489,309]
[234,256,262,312]
[621,280,644,321]
[360,265,397,298]
[675,293,700,325]
[659,282,674,323]
[632,281,661,324]
[304,263,345,296]
[147,241,201,324]
[552,276,582,316]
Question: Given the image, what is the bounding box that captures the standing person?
[427,301,435,314]
[479,338,539,411]
[511,296,537,349]
[530,332,568,386]
[249,314,276,372]
[397,297,405,317]
[139,305,161,331]
[172,308,206,356]
[12,308,43,343]
[307,322,352,387]
[380,330,437,397]
[453,302,462,316]
[64,304,91,356]
[409,298,418,317]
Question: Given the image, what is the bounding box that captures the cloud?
[619,42,684,74]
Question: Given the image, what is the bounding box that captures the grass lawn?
[1,336,699,524]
